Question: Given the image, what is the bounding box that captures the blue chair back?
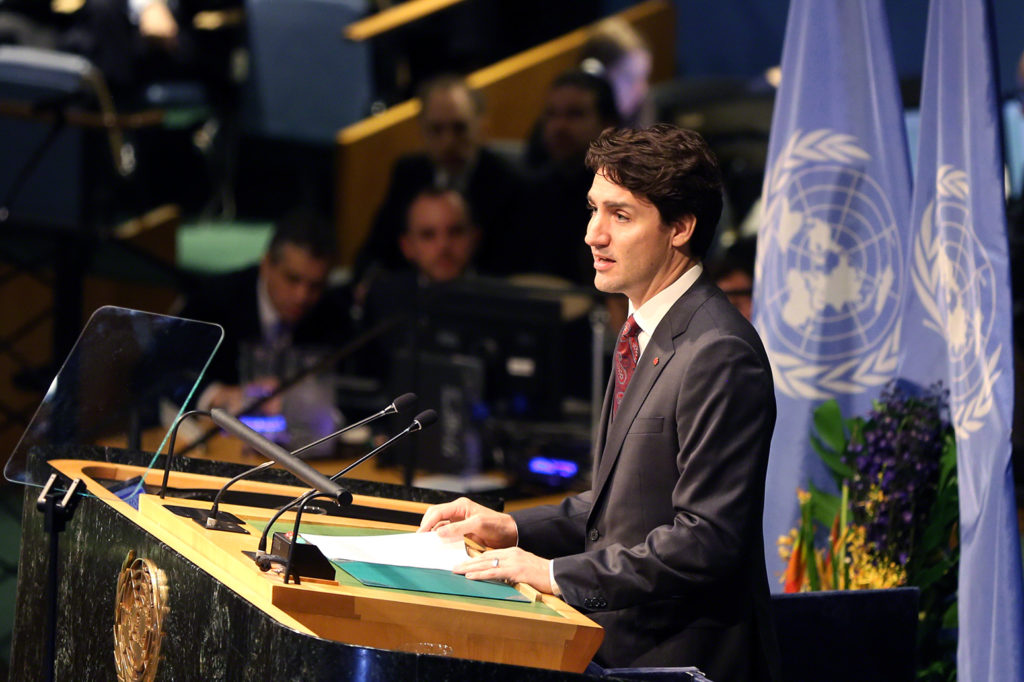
[241,0,373,145]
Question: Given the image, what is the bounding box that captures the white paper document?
[299,531,470,571]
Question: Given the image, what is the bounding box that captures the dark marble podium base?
[8,448,593,681]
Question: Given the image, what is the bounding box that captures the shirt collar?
[629,263,703,354]
[434,150,479,193]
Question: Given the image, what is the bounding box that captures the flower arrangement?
[778,380,959,680]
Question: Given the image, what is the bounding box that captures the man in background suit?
[419,125,780,681]
[354,74,524,282]
[357,187,480,357]
[524,70,621,286]
[179,208,349,413]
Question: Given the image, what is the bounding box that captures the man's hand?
[206,385,246,413]
[205,378,282,415]
[418,497,518,550]
[455,548,552,595]
[139,1,179,49]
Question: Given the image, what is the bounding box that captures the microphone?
[210,408,351,506]
[326,409,438,483]
[255,409,439,575]
[410,408,438,431]
[199,394,418,530]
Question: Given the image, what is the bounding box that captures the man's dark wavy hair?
[585,124,723,259]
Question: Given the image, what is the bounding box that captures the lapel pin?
[652,357,659,366]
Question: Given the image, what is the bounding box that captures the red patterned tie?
[612,315,642,419]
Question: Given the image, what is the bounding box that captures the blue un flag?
[898,0,1024,679]
[752,0,912,585]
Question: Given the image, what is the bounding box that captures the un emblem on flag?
[911,165,1002,432]
[759,130,902,399]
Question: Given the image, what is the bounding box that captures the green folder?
[336,561,531,602]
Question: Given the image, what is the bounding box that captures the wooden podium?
[8,449,602,680]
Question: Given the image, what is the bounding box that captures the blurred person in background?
[707,235,756,321]
[179,207,349,414]
[579,16,654,128]
[355,74,525,284]
[354,187,481,393]
[361,187,480,325]
[525,70,621,285]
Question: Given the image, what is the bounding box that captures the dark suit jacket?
[512,275,781,682]
[354,148,526,280]
[178,265,351,388]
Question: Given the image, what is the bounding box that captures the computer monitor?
[411,277,566,423]
[384,277,571,477]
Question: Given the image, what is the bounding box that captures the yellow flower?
[777,529,797,561]
[844,525,906,589]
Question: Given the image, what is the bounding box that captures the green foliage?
[810,399,857,486]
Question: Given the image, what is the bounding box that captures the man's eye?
[615,212,629,222]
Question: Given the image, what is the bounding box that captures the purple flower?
[839,380,952,571]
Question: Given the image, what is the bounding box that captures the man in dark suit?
[419,125,780,681]
[356,187,481,380]
[361,187,481,320]
[526,70,622,286]
[354,74,525,282]
[179,208,349,414]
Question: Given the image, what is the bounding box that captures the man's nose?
[585,216,608,246]
[296,283,318,304]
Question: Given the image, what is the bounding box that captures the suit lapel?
[592,372,613,481]
[590,276,718,500]
[592,330,673,495]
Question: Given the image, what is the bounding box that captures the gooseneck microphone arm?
[203,393,417,529]
[203,461,275,528]
[329,408,437,482]
[210,408,351,506]
[256,409,438,554]
[159,409,211,498]
[258,488,319,553]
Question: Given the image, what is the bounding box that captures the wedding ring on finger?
[492,558,500,568]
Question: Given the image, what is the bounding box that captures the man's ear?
[670,214,697,249]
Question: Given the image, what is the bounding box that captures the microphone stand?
[253,411,437,580]
[158,409,211,498]
[255,427,419,551]
[199,393,416,531]
[253,489,329,585]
